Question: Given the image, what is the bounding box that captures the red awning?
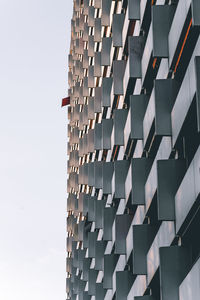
[61,97,70,107]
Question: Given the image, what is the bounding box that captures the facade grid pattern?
[66,0,200,299]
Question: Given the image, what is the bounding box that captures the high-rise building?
[66,0,200,299]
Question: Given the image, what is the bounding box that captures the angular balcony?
[88,36,95,57]
[101,77,113,107]
[103,254,119,289]
[94,86,102,113]
[124,36,144,102]
[101,37,112,66]
[88,269,98,296]
[88,129,94,153]
[88,196,96,222]
[113,160,130,199]
[102,162,114,194]
[94,52,101,77]
[94,161,103,189]
[112,109,128,147]
[116,271,134,300]
[88,231,98,258]
[103,207,116,241]
[115,214,133,255]
[179,257,200,300]
[88,6,95,27]
[95,240,106,271]
[88,98,95,120]
[175,145,200,234]
[95,283,106,300]
[147,221,175,284]
[94,123,103,150]
[101,0,112,27]
[113,60,126,95]
[88,162,95,187]
[95,199,106,229]
[132,224,157,275]
[143,79,179,151]
[159,246,191,300]
[102,119,113,150]
[94,18,101,42]
[88,65,95,88]
[157,159,186,221]
[112,14,125,47]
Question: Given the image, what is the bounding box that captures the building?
[66,0,200,299]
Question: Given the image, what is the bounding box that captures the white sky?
[0,1,72,299]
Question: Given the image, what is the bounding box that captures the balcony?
[179,257,200,300]
[124,36,144,101]
[114,160,130,199]
[103,207,116,241]
[94,18,101,42]
[88,129,94,153]
[112,14,125,47]
[88,196,96,222]
[143,79,179,150]
[95,240,106,270]
[102,119,113,150]
[101,0,112,27]
[94,86,102,113]
[102,162,114,194]
[94,123,103,150]
[88,98,95,120]
[132,224,157,275]
[157,159,186,221]
[95,199,106,229]
[175,145,200,234]
[94,161,103,189]
[101,37,112,66]
[115,214,133,255]
[113,60,126,95]
[159,246,191,300]
[147,221,175,284]
[94,52,101,77]
[116,271,134,300]
[101,77,113,107]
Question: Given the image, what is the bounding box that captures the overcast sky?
[0,1,72,299]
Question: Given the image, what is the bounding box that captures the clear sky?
[0,1,72,299]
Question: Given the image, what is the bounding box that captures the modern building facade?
[66,0,200,299]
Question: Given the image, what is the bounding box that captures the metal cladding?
[66,0,200,299]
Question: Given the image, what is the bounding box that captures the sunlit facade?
[66,0,200,299]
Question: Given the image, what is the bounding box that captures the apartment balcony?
[111,109,128,148]
[116,270,134,300]
[115,214,133,255]
[101,37,112,66]
[95,240,106,270]
[102,119,113,150]
[101,0,112,27]
[124,94,148,150]
[103,207,116,241]
[101,77,113,107]
[125,158,152,205]
[175,145,200,234]
[94,161,103,189]
[94,86,102,113]
[113,160,130,199]
[103,254,119,289]
[123,36,144,101]
[179,257,200,300]
[94,18,101,42]
[94,123,102,150]
[100,162,113,196]
[143,79,179,151]
[112,13,125,47]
